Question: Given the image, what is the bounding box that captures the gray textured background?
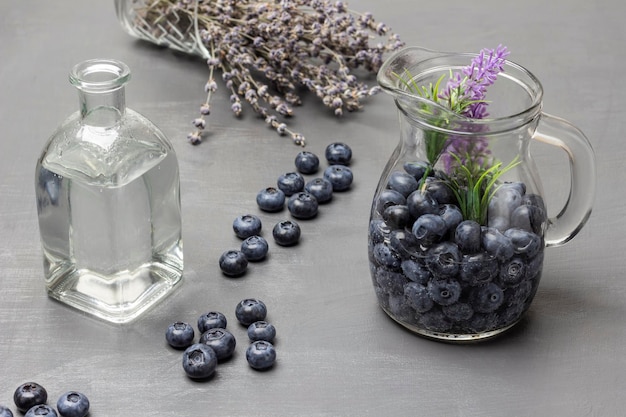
[0,1,622,416]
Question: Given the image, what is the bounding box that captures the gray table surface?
[1,1,623,416]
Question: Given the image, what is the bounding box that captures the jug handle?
[533,113,596,247]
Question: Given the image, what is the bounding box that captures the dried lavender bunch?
[125,0,404,145]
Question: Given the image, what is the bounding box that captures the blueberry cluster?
[1,382,90,417]
[368,162,547,336]
[166,299,277,378]
[219,143,354,277]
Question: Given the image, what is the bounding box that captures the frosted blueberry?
[401,259,430,285]
[439,204,463,231]
[56,391,90,417]
[272,220,301,246]
[372,243,402,271]
[246,341,277,370]
[219,250,248,276]
[470,282,505,313]
[0,406,13,417]
[277,172,305,196]
[198,311,227,333]
[368,219,391,245]
[323,165,353,191]
[200,328,237,361]
[374,268,406,295]
[256,187,286,212]
[419,310,451,332]
[403,282,434,313]
[304,177,333,203]
[295,151,320,174]
[460,253,499,286]
[166,322,195,348]
[325,142,352,165]
[241,235,269,261]
[499,257,527,286]
[233,214,262,239]
[481,227,514,261]
[247,321,277,342]
[425,241,461,279]
[182,343,218,379]
[287,192,319,219]
[442,302,475,322]
[427,279,462,306]
[24,406,57,417]
[14,382,47,413]
[235,298,267,326]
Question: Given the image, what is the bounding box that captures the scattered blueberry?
[295,151,320,174]
[200,328,237,361]
[182,343,218,379]
[304,178,333,203]
[272,220,301,246]
[247,321,277,342]
[256,187,286,212]
[288,192,319,219]
[246,341,277,370]
[325,142,352,165]
[235,298,267,326]
[14,382,47,413]
[323,165,353,191]
[232,214,262,239]
[241,235,269,261]
[166,322,195,348]
[56,391,89,417]
[219,250,248,276]
[24,405,57,417]
[277,172,305,196]
[0,406,13,417]
[197,311,228,333]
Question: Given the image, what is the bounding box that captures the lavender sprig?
[125,0,404,146]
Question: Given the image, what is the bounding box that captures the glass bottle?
[369,47,595,341]
[35,58,183,324]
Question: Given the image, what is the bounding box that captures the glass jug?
[35,59,183,324]
[368,47,596,341]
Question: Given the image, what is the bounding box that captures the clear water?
[35,133,183,323]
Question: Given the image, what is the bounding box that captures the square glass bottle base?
[46,263,182,324]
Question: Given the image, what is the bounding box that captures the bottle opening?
[69,59,131,93]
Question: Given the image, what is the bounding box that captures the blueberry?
[219,250,248,276]
[510,204,546,235]
[247,321,277,342]
[419,310,451,332]
[401,259,430,285]
[459,253,499,286]
[232,214,262,239]
[425,242,461,278]
[412,214,447,246]
[403,161,429,179]
[14,382,47,413]
[235,298,267,326]
[382,204,411,229]
[406,190,439,218]
[419,177,456,205]
[403,282,434,313]
[295,150,320,174]
[526,249,544,279]
[388,229,420,257]
[375,189,407,214]
[323,165,353,191]
[288,192,319,219]
[374,268,407,295]
[241,235,269,261]
[0,406,13,417]
[503,228,542,258]
[246,341,277,370]
[488,186,523,228]
[56,391,90,417]
[368,219,391,245]
[470,282,505,313]
[481,227,514,261]
[272,220,301,246]
[199,328,237,361]
[439,204,463,232]
[455,220,482,253]
[304,178,333,203]
[277,172,305,196]
[166,322,195,348]
[24,406,57,417]
[182,343,218,379]
[197,311,228,333]
[499,257,527,286]
[256,187,286,212]
[387,171,419,197]
[427,278,462,306]
[325,142,352,165]
[442,302,474,322]
[372,243,402,271]
[468,312,500,333]
[522,193,546,211]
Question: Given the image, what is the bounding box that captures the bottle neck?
[69,59,131,128]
